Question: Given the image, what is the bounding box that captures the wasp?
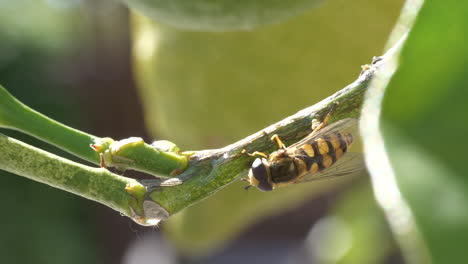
[242,104,364,192]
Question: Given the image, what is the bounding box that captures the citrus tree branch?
[144,46,401,221]
[0,39,401,225]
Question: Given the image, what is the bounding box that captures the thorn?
[90,144,102,152]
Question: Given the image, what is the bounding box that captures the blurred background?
[0,0,405,263]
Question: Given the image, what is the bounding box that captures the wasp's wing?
[289,118,358,149]
[296,152,367,184]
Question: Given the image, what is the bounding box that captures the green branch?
[0,87,99,163]
[0,87,188,177]
[144,41,405,219]
[145,59,379,217]
[0,42,399,225]
[0,133,161,225]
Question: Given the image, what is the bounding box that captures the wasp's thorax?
[268,150,297,183]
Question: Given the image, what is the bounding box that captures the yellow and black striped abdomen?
[292,132,354,179]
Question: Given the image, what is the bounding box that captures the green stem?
[0,86,100,163]
[0,133,156,224]
[147,54,389,216]
[0,85,188,176]
[149,85,367,214]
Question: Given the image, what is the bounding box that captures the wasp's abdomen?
[292,132,353,178]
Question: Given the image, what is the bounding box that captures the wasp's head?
[245,158,273,192]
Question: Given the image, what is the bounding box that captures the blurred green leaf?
[122,0,323,31]
[133,0,404,256]
[0,0,88,52]
[133,0,403,150]
[372,0,468,263]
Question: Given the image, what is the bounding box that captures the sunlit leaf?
[363,0,468,263]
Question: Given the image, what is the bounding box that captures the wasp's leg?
[241,149,269,158]
[311,102,339,135]
[270,134,287,150]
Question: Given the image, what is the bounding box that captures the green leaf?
[122,0,323,31]
[363,0,468,263]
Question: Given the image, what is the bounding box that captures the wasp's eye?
[251,158,273,192]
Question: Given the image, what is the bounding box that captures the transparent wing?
[289,118,358,149]
[296,152,367,184]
